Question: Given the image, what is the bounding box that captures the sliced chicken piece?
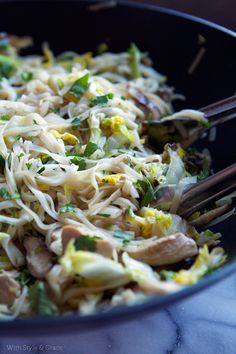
[189,204,230,228]
[61,225,114,258]
[23,236,53,279]
[137,280,182,295]
[0,273,20,306]
[46,265,73,304]
[124,232,198,266]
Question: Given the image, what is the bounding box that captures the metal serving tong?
[154,163,236,224]
[147,94,236,150]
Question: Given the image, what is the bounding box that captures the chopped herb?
[70,156,86,170]
[84,142,99,157]
[160,270,176,280]
[114,229,133,245]
[127,205,135,217]
[48,108,60,114]
[33,119,38,125]
[136,179,155,207]
[26,162,32,170]
[0,187,20,200]
[0,155,5,168]
[41,155,51,164]
[56,78,64,89]
[90,93,114,106]
[69,73,90,98]
[11,191,20,200]
[37,166,45,174]
[14,135,20,142]
[17,269,35,287]
[17,153,24,160]
[197,167,209,181]
[59,203,76,213]
[74,235,98,252]
[0,55,17,78]
[128,43,141,79]
[71,117,81,128]
[29,281,58,316]
[121,96,126,100]
[97,213,111,217]
[0,115,10,121]
[21,71,33,82]
[200,119,211,129]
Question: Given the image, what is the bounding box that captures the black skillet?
[0,0,235,336]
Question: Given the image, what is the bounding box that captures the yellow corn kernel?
[50,129,61,138]
[101,116,125,132]
[61,133,78,145]
[140,223,152,238]
[98,174,121,185]
[174,271,198,285]
[145,209,156,217]
[110,116,125,130]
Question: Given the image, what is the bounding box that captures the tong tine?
[200,94,236,125]
[177,163,236,218]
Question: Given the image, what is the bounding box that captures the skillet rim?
[0,0,235,334]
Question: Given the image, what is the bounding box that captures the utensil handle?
[200,94,236,125]
[177,163,236,218]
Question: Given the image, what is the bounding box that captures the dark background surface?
[134,0,236,30]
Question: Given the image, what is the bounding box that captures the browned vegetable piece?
[125,232,198,266]
[23,236,53,279]
[61,225,114,258]
[0,33,32,50]
[128,85,160,119]
[0,272,20,306]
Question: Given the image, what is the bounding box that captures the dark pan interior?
[0,0,235,335]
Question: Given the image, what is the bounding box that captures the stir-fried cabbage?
[0,35,228,319]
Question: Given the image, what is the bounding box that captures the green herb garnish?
[160,270,176,281]
[90,93,114,106]
[0,187,20,200]
[71,117,81,127]
[84,142,99,157]
[21,71,33,82]
[0,55,17,78]
[74,235,98,252]
[113,229,133,245]
[128,43,141,79]
[26,162,32,170]
[59,203,76,213]
[0,155,5,168]
[0,115,10,121]
[29,281,58,316]
[69,73,90,98]
[37,167,45,174]
[70,156,86,170]
[17,269,35,287]
[136,179,155,207]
